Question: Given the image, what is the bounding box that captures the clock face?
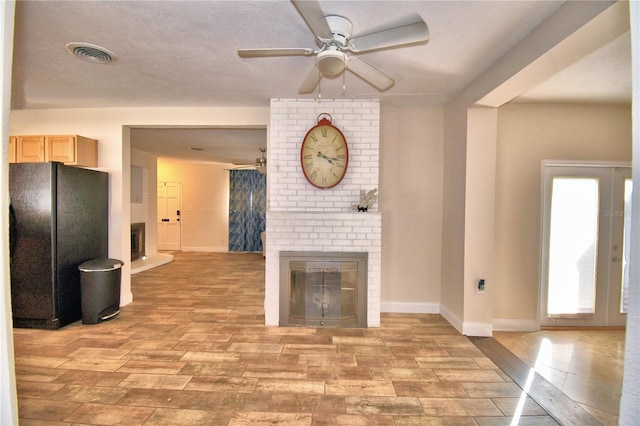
[301,124,349,189]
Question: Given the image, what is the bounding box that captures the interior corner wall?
[379,105,443,313]
[462,107,497,337]
[439,103,468,331]
[494,103,632,327]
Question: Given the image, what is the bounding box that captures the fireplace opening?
[280,252,367,327]
[131,223,146,262]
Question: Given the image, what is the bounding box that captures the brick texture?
[265,99,381,327]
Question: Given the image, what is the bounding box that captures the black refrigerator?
[9,162,109,329]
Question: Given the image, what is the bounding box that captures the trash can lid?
[79,258,124,272]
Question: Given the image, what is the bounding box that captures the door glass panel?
[620,178,632,314]
[547,177,599,316]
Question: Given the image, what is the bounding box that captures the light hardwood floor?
[12,251,622,425]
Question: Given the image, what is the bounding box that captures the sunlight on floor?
[511,338,551,426]
[494,330,624,425]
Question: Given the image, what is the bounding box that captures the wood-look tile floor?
[12,251,616,425]
[492,329,624,425]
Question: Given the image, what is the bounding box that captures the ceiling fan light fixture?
[324,15,353,48]
[256,148,267,175]
[238,2,430,94]
[316,49,347,76]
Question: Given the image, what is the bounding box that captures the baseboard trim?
[438,305,493,336]
[439,305,463,334]
[120,291,133,307]
[462,321,493,337]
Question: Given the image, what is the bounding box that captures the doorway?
[540,162,630,327]
[157,181,181,251]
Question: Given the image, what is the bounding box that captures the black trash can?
[78,258,124,324]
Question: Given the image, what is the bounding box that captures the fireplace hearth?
[280,252,367,327]
[131,223,146,261]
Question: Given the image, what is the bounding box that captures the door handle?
[161,218,169,222]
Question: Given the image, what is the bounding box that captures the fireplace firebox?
[131,223,146,261]
[280,252,367,327]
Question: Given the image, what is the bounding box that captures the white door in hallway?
[157,181,181,251]
[540,163,630,327]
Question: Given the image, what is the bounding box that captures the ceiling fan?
[238,0,429,94]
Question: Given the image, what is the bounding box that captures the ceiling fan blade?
[238,48,314,58]
[291,0,333,41]
[348,15,429,53]
[299,66,322,94]
[347,57,394,91]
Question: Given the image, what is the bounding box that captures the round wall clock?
[300,113,349,189]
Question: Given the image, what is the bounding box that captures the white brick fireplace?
[264,98,382,327]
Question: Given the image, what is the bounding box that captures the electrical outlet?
[477,279,485,293]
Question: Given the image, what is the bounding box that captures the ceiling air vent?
[65,42,115,64]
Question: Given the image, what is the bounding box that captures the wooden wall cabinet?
[11,135,98,167]
[9,136,16,163]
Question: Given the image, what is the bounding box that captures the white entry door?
[157,181,181,251]
[540,162,630,327]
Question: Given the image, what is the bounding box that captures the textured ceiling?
[10,0,631,165]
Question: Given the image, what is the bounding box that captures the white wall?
[158,159,231,252]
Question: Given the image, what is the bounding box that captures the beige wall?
[380,105,444,311]
[463,108,498,335]
[157,159,231,252]
[439,1,622,335]
[440,101,468,327]
[494,103,631,326]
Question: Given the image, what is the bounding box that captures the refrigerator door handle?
[9,203,17,259]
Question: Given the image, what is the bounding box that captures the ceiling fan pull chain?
[342,71,347,95]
